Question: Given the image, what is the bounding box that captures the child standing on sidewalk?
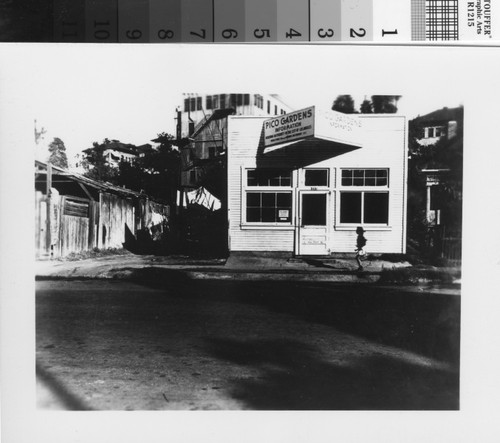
[355,227,367,271]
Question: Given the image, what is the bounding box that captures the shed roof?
[35,160,145,198]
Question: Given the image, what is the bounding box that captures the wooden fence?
[35,190,169,259]
[441,236,462,264]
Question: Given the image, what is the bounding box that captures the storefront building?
[227,107,407,255]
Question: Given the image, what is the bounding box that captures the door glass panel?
[302,194,327,226]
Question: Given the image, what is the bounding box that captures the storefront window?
[244,169,293,224]
[341,169,388,187]
[340,192,389,224]
[247,169,291,187]
[246,192,292,223]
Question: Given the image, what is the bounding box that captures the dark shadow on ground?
[205,337,458,410]
[302,258,350,270]
[36,363,92,410]
[126,275,460,366]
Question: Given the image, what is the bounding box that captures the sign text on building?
[263,106,315,147]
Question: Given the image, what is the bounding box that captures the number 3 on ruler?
[317,28,334,38]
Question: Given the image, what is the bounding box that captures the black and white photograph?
[1,43,500,442]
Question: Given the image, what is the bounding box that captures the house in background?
[408,106,463,262]
[79,140,153,170]
[412,106,463,147]
[180,93,293,138]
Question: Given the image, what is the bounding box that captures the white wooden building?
[227,107,407,255]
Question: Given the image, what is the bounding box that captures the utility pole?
[46,163,52,256]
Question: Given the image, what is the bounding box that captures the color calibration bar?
[14,0,500,43]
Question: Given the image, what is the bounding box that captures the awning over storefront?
[257,106,363,168]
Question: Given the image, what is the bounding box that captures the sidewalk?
[35,251,461,284]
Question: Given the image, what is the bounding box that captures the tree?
[371,95,401,113]
[80,139,118,182]
[406,112,463,257]
[332,95,356,114]
[360,99,373,114]
[80,134,180,204]
[48,137,68,168]
[116,133,180,204]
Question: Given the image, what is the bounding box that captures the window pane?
[261,208,275,222]
[305,169,329,186]
[376,170,388,186]
[247,169,292,187]
[246,193,261,207]
[342,169,388,187]
[246,192,291,223]
[302,194,327,226]
[269,175,280,186]
[262,193,275,207]
[276,193,291,207]
[247,170,257,186]
[247,208,261,222]
[230,94,237,107]
[340,193,362,223]
[342,176,353,186]
[364,193,389,224]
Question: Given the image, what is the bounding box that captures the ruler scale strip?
[0,0,497,42]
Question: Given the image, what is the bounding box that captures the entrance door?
[297,191,329,255]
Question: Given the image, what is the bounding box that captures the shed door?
[297,191,329,255]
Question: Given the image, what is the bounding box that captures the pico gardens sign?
[263,106,315,147]
[263,106,362,149]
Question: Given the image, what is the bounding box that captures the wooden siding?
[99,192,135,249]
[35,188,170,258]
[60,213,90,256]
[227,115,407,254]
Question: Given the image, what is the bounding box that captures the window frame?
[242,168,294,227]
[302,168,330,189]
[337,168,390,227]
[340,168,389,187]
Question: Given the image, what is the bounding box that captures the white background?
[1,43,500,443]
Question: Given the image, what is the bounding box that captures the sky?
[8,44,464,167]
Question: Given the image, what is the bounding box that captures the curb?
[35,264,461,285]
